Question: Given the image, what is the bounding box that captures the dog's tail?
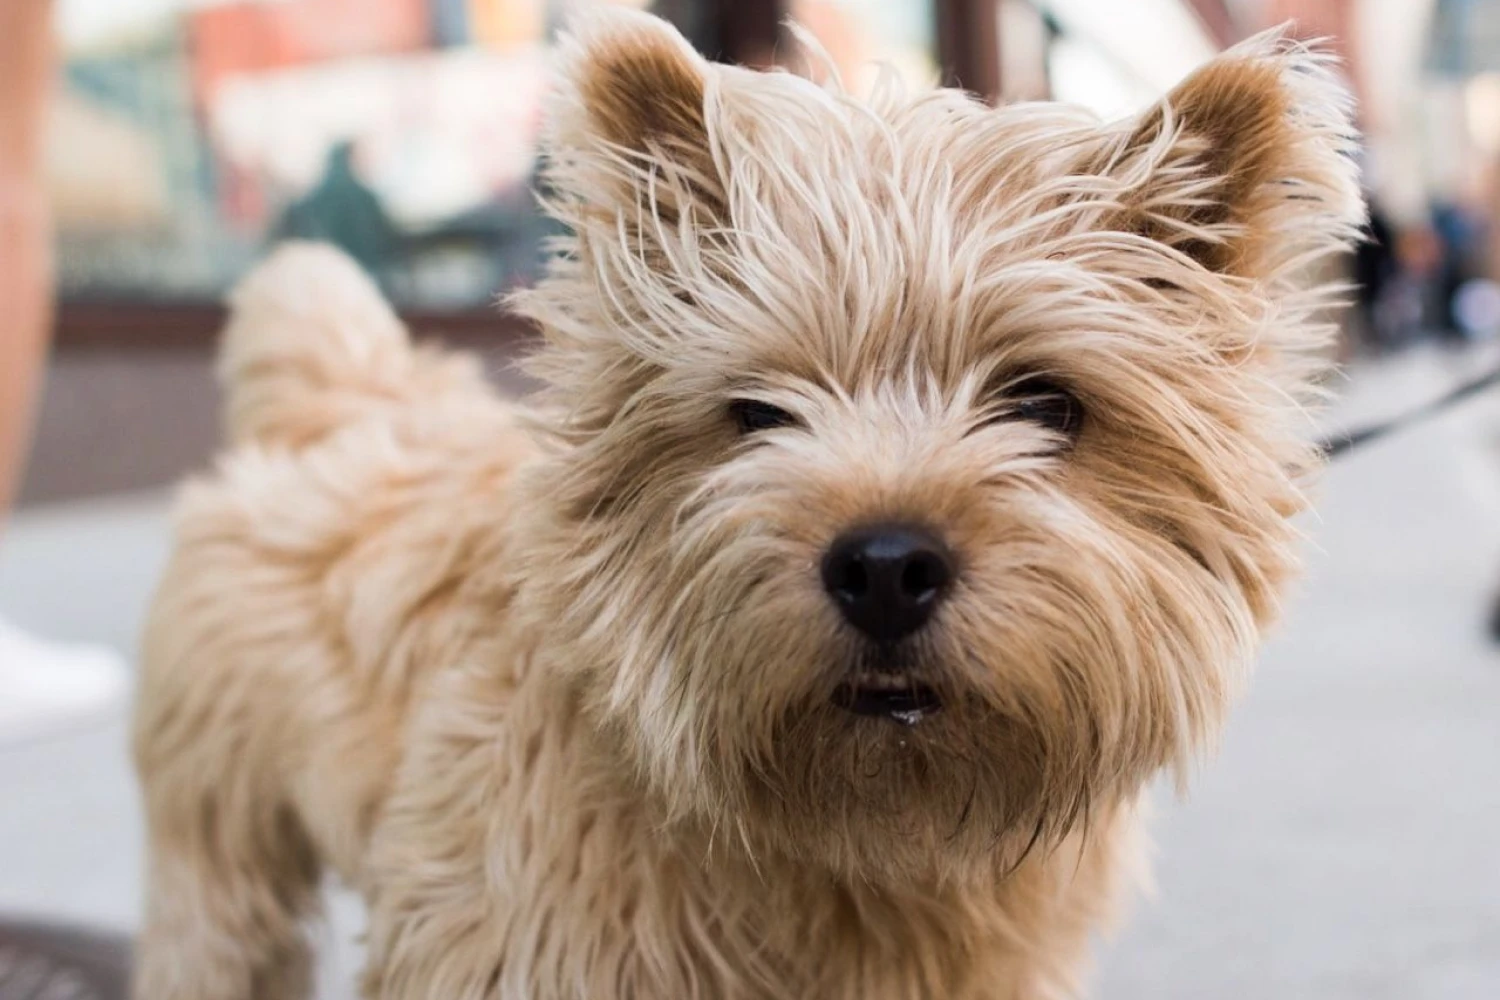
[219,242,478,449]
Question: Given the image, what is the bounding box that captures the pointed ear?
[545,9,721,223]
[1101,30,1363,281]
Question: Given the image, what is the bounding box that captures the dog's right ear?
[520,12,728,450]
[545,10,721,225]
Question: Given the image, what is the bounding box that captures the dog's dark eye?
[994,376,1084,439]
[729,399,799,434]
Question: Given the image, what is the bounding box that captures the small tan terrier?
[132,10,1362,999]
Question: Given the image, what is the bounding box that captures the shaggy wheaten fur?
[132,10,1363,999]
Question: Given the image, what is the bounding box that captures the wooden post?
[936,0,1002,101]
[709,0,784,68]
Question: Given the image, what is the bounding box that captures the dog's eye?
[729,399,800,435]
[992,376,1084,439]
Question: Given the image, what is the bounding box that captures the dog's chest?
[488,826,1038,999]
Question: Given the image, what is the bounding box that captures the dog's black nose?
[821,525,953,643]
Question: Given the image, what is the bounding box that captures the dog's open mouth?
[831,674,942,724]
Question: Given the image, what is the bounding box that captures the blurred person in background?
[0,0,127,743]
[274,140,401,281]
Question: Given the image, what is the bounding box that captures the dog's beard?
[706,635,1105,886]
[736,696,1049,883]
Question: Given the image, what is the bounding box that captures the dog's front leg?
[360,661,530,1000]
[134,778,323,1000]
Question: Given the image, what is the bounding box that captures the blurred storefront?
[1239,0,1500,346]
[48,0,1246,337]
[53,0,653,313]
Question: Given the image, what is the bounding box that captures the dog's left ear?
[1099,29,1363,283]
[545,10,722,225]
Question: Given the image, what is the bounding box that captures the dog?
[132,10,1362,998]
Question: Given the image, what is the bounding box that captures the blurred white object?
[210,48,550,228]
[0,616,127,747]
[1455,278,1500,340]
[1042,0,1217,116]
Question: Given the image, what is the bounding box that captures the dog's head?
[513,10,1362,883]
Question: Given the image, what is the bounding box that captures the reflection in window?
[50,0,688,311]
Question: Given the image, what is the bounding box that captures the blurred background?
[3,0,1499,997]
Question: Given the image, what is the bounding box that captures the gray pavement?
[1097,347,1500,999]
[2,347,1499,998]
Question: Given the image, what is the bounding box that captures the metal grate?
[0,944,101,1000]
[0,924,128,1000]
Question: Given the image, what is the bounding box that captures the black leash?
[1318,358,1500,460]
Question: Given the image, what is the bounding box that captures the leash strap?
[1318,360,1500,460]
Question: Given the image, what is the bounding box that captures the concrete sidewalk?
[1097,348,1500,999]
[2,347,1499,998]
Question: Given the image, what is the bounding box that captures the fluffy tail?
[219,242,480,448]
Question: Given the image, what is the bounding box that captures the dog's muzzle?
[821,523,952,724]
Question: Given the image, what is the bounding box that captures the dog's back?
[132,244,533,999]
